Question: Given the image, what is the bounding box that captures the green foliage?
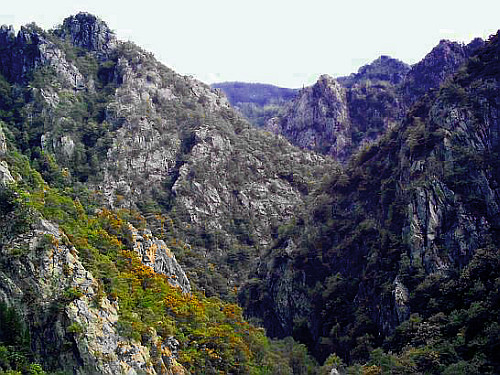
[1,149,313,373]
[0,304,48,375]
[65,323,83,335]
[0,184,35,246]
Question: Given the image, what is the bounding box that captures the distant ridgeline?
[211,81,299,127]
[0,11,500,375]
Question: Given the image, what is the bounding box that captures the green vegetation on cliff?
[241,32,500,374]
[2,12,500,375]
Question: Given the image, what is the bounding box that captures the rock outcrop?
[128,224,191,293]
[0,124,14,185]
[402,38,484,106]
[0,213,187,374]
[0,23,87,90]
[267,42,487,162]
[268,57,410,161]
[56,12,117,57]
[267,74,351,158]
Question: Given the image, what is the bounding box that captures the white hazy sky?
[1,1,499,88]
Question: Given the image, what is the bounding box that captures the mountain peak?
[57,12,116,56]
[339,55,410,87]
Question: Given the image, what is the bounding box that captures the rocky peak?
[0,24,43,82]
[402,38,484,105]
[0,22,86,87]
[339,55,411,87]
[57,12,116,57]
[267,74,351,157]
[313,74,344,98]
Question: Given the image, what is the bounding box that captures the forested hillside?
[0,11,499,375]
[241,31,500,374]
[211,82,298,128]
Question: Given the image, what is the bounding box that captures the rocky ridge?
[2,11,500,374]
[0,161,188,374]
[402,38,484,106]
[267,74,351,158]
[55,12,117,58]
[241,32,500,371]
[0,14,330,296]
[267,41,485,162]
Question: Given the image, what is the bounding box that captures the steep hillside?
[0,13,329,299]
[2,11,500,375]
[241,32,500,373]
[402,38,484,105]
[269,40,485,163]
[211,82,298,127]
[266,75,351,158]
[268,56,410,161]
[0,13,326,374]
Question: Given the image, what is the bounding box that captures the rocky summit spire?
[58,12,116,57]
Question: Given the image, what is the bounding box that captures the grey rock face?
[401,95,500,273]
[402,39,484,106]
[0,217,186,374]
[128,224,191,293]
[268,41,486,163]
[0,161,14,185]
[269,56,410,162]
[0,123,7,156]
[0,125,14,185]
[268,74,351,159]
[393,276,409,324]
[58,12,116,57]
[94,40,325,258]
[0,23,85,88]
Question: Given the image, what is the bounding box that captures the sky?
[1,0,500,88]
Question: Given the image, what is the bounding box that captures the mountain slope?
[268,56,410,161]
[0,13,329,299]
[241,32,500,373]
[268,40,485,163]
[0,13,325,374]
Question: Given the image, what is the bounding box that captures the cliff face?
[268,57,410,161]
[0,217,187,375]
[267,75,351,158]
[402,38,484,106]
[0,13,327,298]
[55,12,117,57]
[241,32,500,371]
[268,41,486,163]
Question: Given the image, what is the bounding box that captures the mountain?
[1,11,500,375]
[241,32,500,373]
[0,13,329,297]
[338,54,411,87]
[0,13,326,374]
[268,40,486,163]
[266,74,352,158]
[211,82,298,127]
[402,38,484,105]
[267,56,410,160]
